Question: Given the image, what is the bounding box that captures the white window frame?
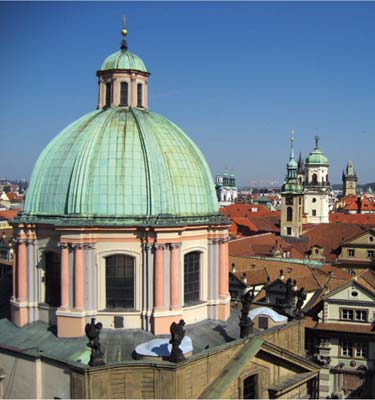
[342,309,354,320]
[342,341,353,357]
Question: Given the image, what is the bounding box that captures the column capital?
[154,243,166,251]
[144,243,152,250]
[218,237,230,245]
[169,242,182,250]
[83,243,96,250]
[12,238,26,245]
[57,242,69,249]
[71,243,83,250]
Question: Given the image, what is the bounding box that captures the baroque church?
[0,24,320,399]
[281,134,331,238]
[10,27,231,338]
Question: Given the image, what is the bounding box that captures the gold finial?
[121,16,128,36]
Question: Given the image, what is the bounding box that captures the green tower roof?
[101,49,147,72]
[24,108,219,223]
[305,136,329,166]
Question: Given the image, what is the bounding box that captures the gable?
[342,230,375,247]
[327,282,375,303]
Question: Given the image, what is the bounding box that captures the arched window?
[45,251,61,307]
[120,82,128,106]
[287,206,293,222]
[105,82,112,107]
[106,255,134,309]
[137,83,143,107]
[312,173,318,184]
[184,251,200,305]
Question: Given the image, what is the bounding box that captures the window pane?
[120,82,128,106]
[45,252,61,307]
[184,252,200,305]
[243,375,257,399]
[137,83,143,107]
[106,255,134,309]
[105,82,112,107]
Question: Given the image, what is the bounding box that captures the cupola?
[97,24,150,109]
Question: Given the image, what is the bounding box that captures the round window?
[312,198,317,203]
[351,290,358,297]
[369,236,374,242]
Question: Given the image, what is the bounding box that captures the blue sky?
[1,1,374,186]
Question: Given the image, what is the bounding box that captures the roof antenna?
[120,16,128,51]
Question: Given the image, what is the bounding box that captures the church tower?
[342,160,358,196]
[297,152,305,186]
[281,132,303,237]
[303,136,330,223]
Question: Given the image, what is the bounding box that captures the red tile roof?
[0,209,20,220]
[330,213,375,225]
[229,233,303,258]
[6,192,23,202]
[302,223,370,262]
[229,255,336,290]
[220,204,275,218]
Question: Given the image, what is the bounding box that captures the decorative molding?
[169,243,182,250]
[57,242,69,249]
[153,243,166,251]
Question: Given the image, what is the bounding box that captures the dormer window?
[105,82,112,107]
[120,82,129,106]
[137,83,143,107]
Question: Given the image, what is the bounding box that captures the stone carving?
[168,319,186,362]
[239,286,255,338]
[314,353,331,367]
[319,338,330,348]
[85,318,105,366]
[295,287,306,317]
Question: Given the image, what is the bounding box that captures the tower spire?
[289,129,296,162]
[120,16,128,51]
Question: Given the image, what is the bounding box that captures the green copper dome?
[101,49,147,72]
[24,108,219,222]
[305,138,329,166]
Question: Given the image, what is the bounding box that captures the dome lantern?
[97,20,150,110]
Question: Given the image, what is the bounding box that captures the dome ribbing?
[24,108,219,221]
[101,49,147,72]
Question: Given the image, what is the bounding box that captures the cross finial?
[314,135,320,148]
[121,16,128,36]
[120,16,128,51]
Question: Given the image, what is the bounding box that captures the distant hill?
[330,183,375,192]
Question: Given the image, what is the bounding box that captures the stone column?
[131,74,137,107]
[59,243,70,310]
[112,78,117,106]
[17,238,27,302]
[74,244,84,311]
[144,80,148,109]
[169,243,181,310]
[218,239,228,299]
[218,237,230,321]
[154,244,165,311]
[98,78,105,109]
[12,244,17,300]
